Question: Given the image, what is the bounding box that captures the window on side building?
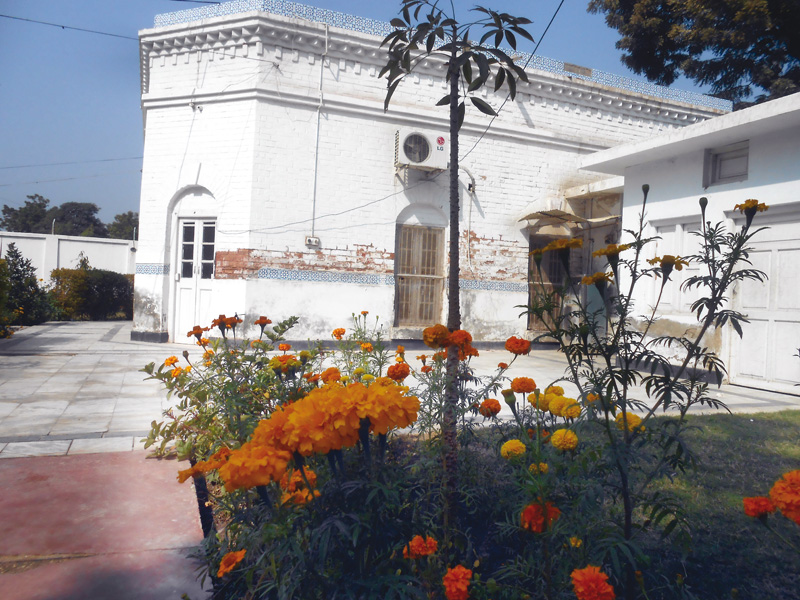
[703,140,748,187]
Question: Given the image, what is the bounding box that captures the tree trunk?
[442,32,462,536]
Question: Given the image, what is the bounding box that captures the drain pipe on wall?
[309,25,329,243]
[460,165,477,274]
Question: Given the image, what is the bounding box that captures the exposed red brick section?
[458,230,528,282]
[214,245,396,280]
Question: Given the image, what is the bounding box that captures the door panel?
[175,220,216,342]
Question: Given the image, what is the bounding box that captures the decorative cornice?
[140,9,728,121]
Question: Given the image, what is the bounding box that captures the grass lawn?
[646,409,800,600]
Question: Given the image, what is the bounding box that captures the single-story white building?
[581,92,800,394]
[132,0,729,344]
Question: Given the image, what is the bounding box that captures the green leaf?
[462,57,473,83]
[384,79,402,112]
[390,18,406,28]
[436,95,450,106]
[505,30,517,50]
[470,96,497,116]
[507,73,517,100]
[457,101,466,130]
[494,67,506,91]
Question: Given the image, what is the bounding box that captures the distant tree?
[3,243,52,325]
[0,194,51,233]
[588,0,800,105]
[108,211,139,240]
[48,202,109,237]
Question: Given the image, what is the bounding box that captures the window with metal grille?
[527,235,568,331]
[395,224,444,326]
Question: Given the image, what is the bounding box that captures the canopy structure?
[519,209,618,232]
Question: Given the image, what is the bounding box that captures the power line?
[459,0,567,162]
[0,171,141,188]
[0,14,138,40]
[0,157,143,170]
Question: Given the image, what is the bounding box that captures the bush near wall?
[50,268,133,320]
[0,260,13,338]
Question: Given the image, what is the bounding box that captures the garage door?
[729,215,800,394]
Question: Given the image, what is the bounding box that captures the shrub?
[3,242,53,326]
[50,265,132,320]
[0,259,13,338]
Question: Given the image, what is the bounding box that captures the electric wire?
[0,157,143,170]
[0,14,138,40]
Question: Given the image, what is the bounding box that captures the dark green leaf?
[505,30,517,50]
[470,96,497,116]
[494,67,506,91]
[384,79,402,112]
[436,95,450,106]
[457,101,465,130]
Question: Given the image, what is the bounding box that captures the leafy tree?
[588,0,800,105]
[108,211,139,240]
[0,194,51,233]
[3,243,52,326]
[381,0,533,531]
[49,202,108,237]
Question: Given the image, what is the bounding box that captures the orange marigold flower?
[403,535,438,559]
[217,549,246,578]
[423,324,451,349]
[278,343,292,352]
[332,327,346,340]
[197,337,210,346]
[478,398,502,418]
[361,310,369,315]
[448,329,473,348]
[186,325,207,339]
[416,354,427,363]
[498,362,509,369]
[432,351,447,362]
[170,366,183,378]
[421,365,433,374]
[396,345,405,354]
[521,501,561,533]
[361,342,374,352]
[164,356,179,367]
[387,362,411,381]
[320,367,341,383]
[770,470,800,525]
[743,496,776,518]
[442,565,472,600]
[586,393,599,403]
[571,565,616,600]
[505,336,531,355]
[254,316,272,326]
[511,377,537,394]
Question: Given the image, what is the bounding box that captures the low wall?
[0,231,136,278]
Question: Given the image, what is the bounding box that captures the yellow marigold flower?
[615,412,644,432]
[299,350,311,360]
[551,429,578,451]
[548,395,569,417]
[545,385,564,396]
[571,565,615,600]
[570,536,583,548]
[501,439,526,460]
[542,237,583,252]
[217,442,292,491]
[647,255,689,271]
[592,243,630,257]
[586,393,599,403]
[529,391,550,411]
[361,342,373,352]
[734,199,768,213]
[164,356,179,367]
[361,374,374,382]
[353,367,365,376]
[580,271,613,286]
[341,375,350,383]
[563,401,581,419]
[217,549,246,578]
[528,462,549,475]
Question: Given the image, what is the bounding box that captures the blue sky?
[0,0,710,224]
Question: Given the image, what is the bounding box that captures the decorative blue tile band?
[459,279,527,293]
[135,263,170,275]
[258,267,381,285]
[257,268,524,292]
[154,0,732,111]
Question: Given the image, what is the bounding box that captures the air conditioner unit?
[395,128,449,171]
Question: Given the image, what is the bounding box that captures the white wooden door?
[730,218,800,393]
[175,220,216,341]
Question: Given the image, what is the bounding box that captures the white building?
[133,0,729,344]
[582,92,800,394]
